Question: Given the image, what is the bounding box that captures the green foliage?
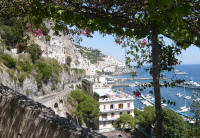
[71,68,85,76]
[76,45,102,64]
[113,113,135,131]
[6,68,15,80]
[0,17,24,47]
[134,106,156,132]
[70,90,100,126]
[25,89,30,96]
[34,59,61,89]
[66,56,72,66]
[64,64,70,75]
[163,108,188,138]
[0,54,16,68]
[134,107,188,137]
[27,43,42,63]
[35,60,52,88]
[17,72,26,86]
[17,59,32,73]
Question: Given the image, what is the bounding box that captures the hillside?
[0,19,126,97]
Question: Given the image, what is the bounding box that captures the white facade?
[95,90,134,132]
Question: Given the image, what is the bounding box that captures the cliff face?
[0,84,105,138]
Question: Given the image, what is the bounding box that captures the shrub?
[17,59,32,72]
[0,54,16,68]
[17,72,26,86]
[35,60,52,88]
[64,64,70,75]
[27,43,42,63]
[25,89,30,96]
[6,68,15,79]
[16,42,27,53]
[66,56,72,66]
[114,113,135,131]
[70,90,100,126]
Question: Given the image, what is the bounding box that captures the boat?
[175,79,200,89]
[145,94,155,101]
[141,100,153,106]
[162,103,167,107]
[176,92,183,97]
[179,106,190,112]
[184,96,191,100]
[174,70,188,75]
[179,86,190,113]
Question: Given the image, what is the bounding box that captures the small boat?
[174,70,188,75]
[176,93,183,97]
[162,103,167,107]
[141,100,153,106]
[145,94,155,101]
[179,106,190,112]
[184,96,191,100]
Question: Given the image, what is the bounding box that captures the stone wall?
[0,84,106,138]
[82,79,93,96]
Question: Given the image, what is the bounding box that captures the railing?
[100,108,133,113]
[99,97,134,103]
[99,117,117,121]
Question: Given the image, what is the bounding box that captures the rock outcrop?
[0,84,106,138]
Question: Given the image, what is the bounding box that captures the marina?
[112,65,200,120]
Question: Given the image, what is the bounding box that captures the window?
[110,104,114,109]
[120,112,123,115]
[127,103,130,108]
[102,114,107,119]
[103,105,106,110]
[103,122,106,126]
[111,121,114,125]
[111,113,115,118]
[118,104,123,109]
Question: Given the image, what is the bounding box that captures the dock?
[112,82,151,87]
[113,77,167,82]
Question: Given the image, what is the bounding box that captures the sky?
[80,32,200,64]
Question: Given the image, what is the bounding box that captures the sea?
[112,64,200,118]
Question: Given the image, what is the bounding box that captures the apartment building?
[95,90,134,132]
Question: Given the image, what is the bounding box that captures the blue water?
[113,64,200,118]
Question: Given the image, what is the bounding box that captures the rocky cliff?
[0,84,106,138]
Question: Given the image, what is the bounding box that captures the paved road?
[34,82,81,105]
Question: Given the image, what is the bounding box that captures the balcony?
[100,108,133,113]
[99,117,117,121]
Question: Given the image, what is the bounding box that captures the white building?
[95,89,134,132]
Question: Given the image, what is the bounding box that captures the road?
[34,82,81,105]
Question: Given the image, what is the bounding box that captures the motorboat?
[179,106,190,112]
[145,94,155,101]
[175,79,200,89]
[178,86,190,113]
[141,100,153,106]
[174,70,188,75]
[184,96,191,100]
[162,103,167,107]
[176,92,183,97]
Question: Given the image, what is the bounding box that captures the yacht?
[184,96,191,100]
[179,86,190,113]
[141,100,153,106]
[161,103,167,107]
[174,70,188,75]
[176,92,183,97]
[176,79,200,89]
[179,105,190,112]
[145,94,155,101]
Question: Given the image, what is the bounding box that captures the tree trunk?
[151,27,163,138]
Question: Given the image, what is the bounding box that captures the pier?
[112,82,151,87]
[113,77,167,82]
